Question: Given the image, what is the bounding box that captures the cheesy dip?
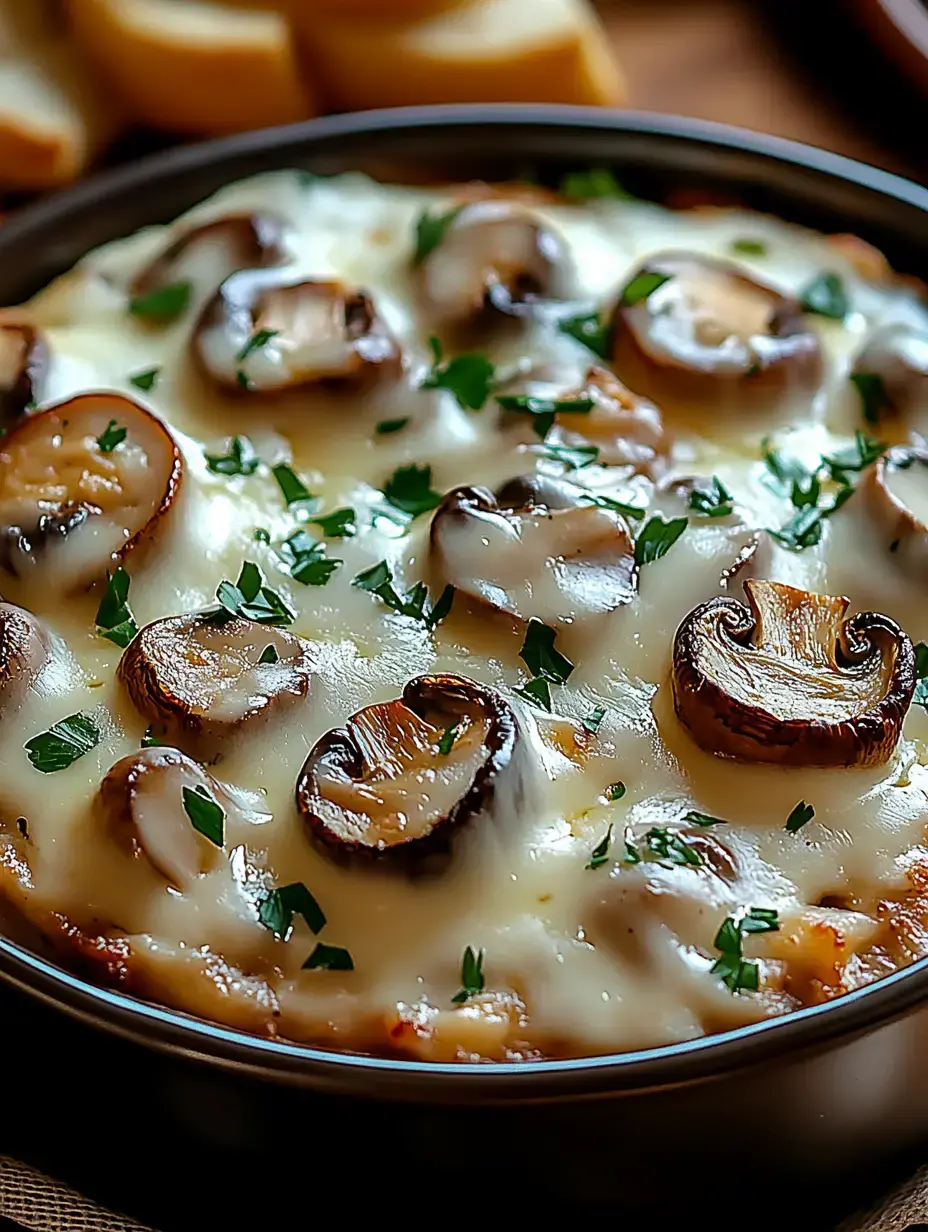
[1,169,927,1063]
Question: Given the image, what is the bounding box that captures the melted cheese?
[2,170,928,1060]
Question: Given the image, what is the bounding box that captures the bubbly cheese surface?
[2,170,928,1062]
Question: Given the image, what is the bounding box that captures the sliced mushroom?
[862,446,928,577]
[430,476,636,626]
[672,579,915,766]
[0,394,182,595]
[97,747,225,889]
[0,324,45,427]
[195,271,399,393]
[418,199,571,326]
[296,674,520,867]
[515,366,670,477]
[609,251,822,415]
[0,602,48,713]
[852,323,928,424]
[132,212,287,302]
[119,614,315,759]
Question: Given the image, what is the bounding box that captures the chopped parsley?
[560,168,631,200]
[558,310,609,359]
[421,336,496,411]
[382,462,443,517]
[643,827,701,866]
[620,270,672,307]
[236,328,279,364]
[799,272,848,320]
[352,561,454,629]
[25,713,100,774]
[496,393,594,439]
[279,529,341,587]
[95,567,138,648]
[762,437,862,551]
[451,945,485,1003]
[375,417,410,436]
[309,507,356,539]
[537,441,599,469]
[785,800,815,833]
[850,372,891,427]
[258,882,326,940]
[303,943,354,972]
[914,641,928,710]
[586,824,613,870]
[412,205,463,263]
[182,785,224,847]
[141,726,163,749]
[519,619,574,685]
[582,706,607,734]
[258,644,279,664]
[215,561,295,626]
[605,781,626,801]
[96,419,127,454]
[205,435,260,477]
[761,440,814,496]
[711,907,779,993]
[682,810,727,827]
[581,492,647,521]
[128,280,192,323]
[730,238,768,257]
[688,476,733,518]
[272,463,316,510]
[129,367,160,392]
[437,723,460,755]
[513,677,552,711]
[822,431,886,483]
[634,515,688,565]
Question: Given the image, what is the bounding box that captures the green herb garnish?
[236,328,279,364]
[560,168,631,200]
[537,441,599,469]
[799,272,848,320]
[451,945,485,1003]
[382,462,443,517]
[558,310,609,359]
[96,419,127,454]
[303,943,354,972]
[141,726,163,749]
[688,477,733,519]
[215,561,295,626]
[682,810,727,827]
[272,463,316,510]
[496,394,594,440]
[205,435,260,477]
[620,270,672,307]
[605,781,626,801]
[520,618,574,685]
[634,515,687,565]
[375,417,410,436]
[822,431,886,483]
[586,824,613,870]
[413,205,464,263]
[785,800,815,833]
[128,280,192,323]
[513,677,552,711]
[25,713,100,774]
[95,567,138,648]
[258,882,326,940]
[643,826,701,866]
[258,644,279,664]
[421,336,496,411]
[182,784,224,846]
[582,706,607,734]
[437,723,459,755]
[279,529,341,587]
[850,372,891,427]
[309,507,356,539]
[711,907,779,993]
[129,367,160,392]
[352,561,454,628]
[730,238,768,257]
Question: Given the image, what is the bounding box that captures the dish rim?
[3,102,928,1101]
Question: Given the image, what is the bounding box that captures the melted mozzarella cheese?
[1,170,928,1060]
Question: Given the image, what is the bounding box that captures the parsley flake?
[258,882,326,940]
[141,726,163,749]
[582,706,607,734]
[383,462,443,517]
[800,272,848,320]
[451,945,485,1003]
[634,515,687,565]
[688,476,733,518]
[352,561,453,628]
[538,441,599,469]
[711,907,779,992]
[25,713,100,773]
[620,270,672,307]
[272,463,316,510]
[605,781,626,801]
[558,311,609,359]
[96,420,126,454]
[128,280,192,323]
[375,417,410,436]
[258,644,279,664]
[303,943,354,972]
[279,529,341,587]
[643,827,701,866]
[309,507,356,539]
[513,677,552,711]
[412,205,464,263]
[421,336,496,411]
[129,367,160,392]
[682,810,727,827]
[519,619,574,685]
[437,723,459,756]
[586,824,613,870]
[236,328,279,364]
[205,435,260,477]
[215,561,295,626]
[785,800,815,833]
[730,238,768,257]
[182,785,224,847]
[496,394,594,439]
[822,431,886,483]
[560,168,631,200]
[850,372,891,427]
[95,567,138,648]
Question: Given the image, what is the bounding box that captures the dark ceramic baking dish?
[3,106,928,1225]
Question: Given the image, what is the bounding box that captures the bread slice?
[0,0,118,189]
[299,0,625,112]
[66,0,315,138]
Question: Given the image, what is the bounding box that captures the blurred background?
[3,0,928,200]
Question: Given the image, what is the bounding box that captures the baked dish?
[1,169,928,1063]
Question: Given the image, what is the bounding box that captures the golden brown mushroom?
[0,324,45,428]
[97,747,227,889]
[851,323,928,425]
[429,475,637,626]
[609,251,822,415]
[119,614,316,760]
[417,199,571,327]
[194,271,399,393]
[296,673,521,868]
[672,579,915,767]
[132,212,287,303]
[0,394,182,595]
[0,602,48,713]
[862,446,928,577]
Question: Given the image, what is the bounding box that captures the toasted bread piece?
[0,0,118,189]
[299,0,625,111]
[66,0,315,138]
